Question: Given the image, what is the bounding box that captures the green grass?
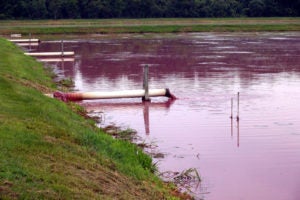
[0,38,181,199]
[0,17,299,35]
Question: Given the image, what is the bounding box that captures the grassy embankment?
[0,38,184,199]
[0,18,299,35]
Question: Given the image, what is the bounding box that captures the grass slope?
[0,38,180,200]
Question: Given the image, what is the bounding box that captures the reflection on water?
[143,101,150,135]
[83,99,175,136]
[35,32,300,200]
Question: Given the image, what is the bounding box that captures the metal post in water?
[142,65,150,101]
[29,33,32,51]
[230,97,233,119]
[231,116,233,137]
[61,39,64,57]
[237,92,240,121]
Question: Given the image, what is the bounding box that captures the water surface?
[35,32,300,200]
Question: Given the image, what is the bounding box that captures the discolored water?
[35,32,300,200]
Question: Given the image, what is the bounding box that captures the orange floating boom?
[52,89,176,102]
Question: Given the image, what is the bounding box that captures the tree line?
[1,0,299,19]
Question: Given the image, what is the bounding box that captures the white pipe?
[17,43,39,46]
[9,39,40,42]
[10,34,22,38]
[52,88,176,101]
[25,52,74,56]
[81,89,167,99]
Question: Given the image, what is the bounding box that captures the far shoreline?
[0,17,299,36]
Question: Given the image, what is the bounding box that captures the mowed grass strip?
[0,38,180,200]
[0,18,299,35]
[0,17,299,27]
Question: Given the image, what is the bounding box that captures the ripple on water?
[274,122,294,126]
[269,37,289,40]
[218,51,253,54]
[198,62,227,65]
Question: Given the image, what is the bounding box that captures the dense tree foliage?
[0,0,299,19]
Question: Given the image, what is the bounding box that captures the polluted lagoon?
[33,32,300,200]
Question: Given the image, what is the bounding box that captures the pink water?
[35,32,300,200]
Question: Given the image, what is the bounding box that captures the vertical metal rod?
[29,33,32,51]
[230,97,233,137]
[231,116,233,137]
[230,97,233,119]
[61,39,64,57]
[143,65,150,101]
[237,92,240,121]
[237,120,240,147]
